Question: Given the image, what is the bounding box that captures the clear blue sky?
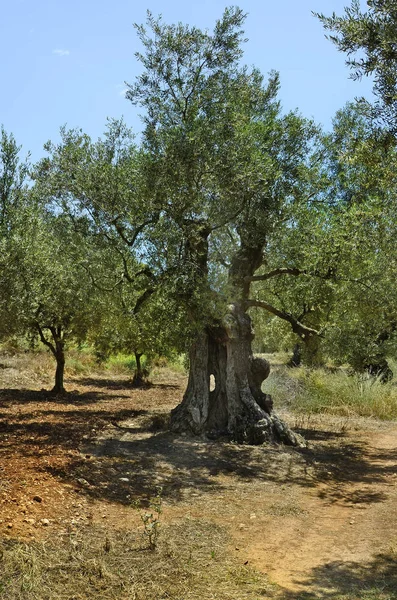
[1,0,372,161]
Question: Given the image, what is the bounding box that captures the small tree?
[1,198,99,393]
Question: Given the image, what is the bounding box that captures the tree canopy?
[316,0,397,135]
[0,6,396,440]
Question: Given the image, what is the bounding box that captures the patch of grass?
[105,353,138,374]
[265,366,397,420]
[0,521,275,600]
[166,353,188,374]
[66,348,98,376]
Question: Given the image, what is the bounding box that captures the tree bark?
[35,322,66,394]
[170,226,305,447]
[171,305,305,446]
[53,347,66,394]
[132,351,148,387]
[289,343,302,368]
[301,333,324,367]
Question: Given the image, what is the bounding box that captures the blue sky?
[1,0,372,161]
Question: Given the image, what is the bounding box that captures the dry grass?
[265,366,397,421]
[0,520,275,600]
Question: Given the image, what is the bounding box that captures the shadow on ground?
[279,552,397,599]
[1,385,396,511]
[0,387,122,405]
[295,426,397,506]
[75,377,180,391]
[46,415,397,507]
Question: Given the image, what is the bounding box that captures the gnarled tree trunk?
[171,222,305,447]
[171,304,305,446]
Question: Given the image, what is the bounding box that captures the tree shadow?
[46,430,301,505]
[0,407,148,452]
[295,434,397,506]
[1,384,396,511]
[42,415,397,508]
[296,428,347,442]
[72,377,137,390]
[0,387,122,406]
[74,377,181,391]
[281,553,397,599]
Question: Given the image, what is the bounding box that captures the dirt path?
[238,424,397,594]
[0,363,397,597]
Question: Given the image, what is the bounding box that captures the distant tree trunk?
[132,351,148,387]
[363,357,393,383]
[362,326,396,382]
[53,344,66,394]
[301,333,324,367]
[170,231,305,447]
[35,322,66,394]
[289,334,323,368]
[289,343,302,367]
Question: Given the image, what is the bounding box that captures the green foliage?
[33,9,323,371]
[250,101,397,372]
[316,0,397,134]
[0,131,105,390]
[0,126,30,233]
[3,7,397,395]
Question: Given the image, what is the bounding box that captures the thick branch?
[246,299,321,339]
[34,322,57,356]
[133,288,155,315]
[245,266,339,283]
[246,267,304,282]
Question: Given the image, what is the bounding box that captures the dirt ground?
[1,353,397,598]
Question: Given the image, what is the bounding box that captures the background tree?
[0,128,31,339]
[90,280,186,386]
[250,100,397,377]
[1,203,99,393]
[316,0,397,136]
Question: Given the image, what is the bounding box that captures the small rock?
[33,495,43,503]
[249,513,257,520]
[7,523,13,529]
[119,477,129,482]
[77,478,90,487]
[238,523,246,529]
[41,519,50,526]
